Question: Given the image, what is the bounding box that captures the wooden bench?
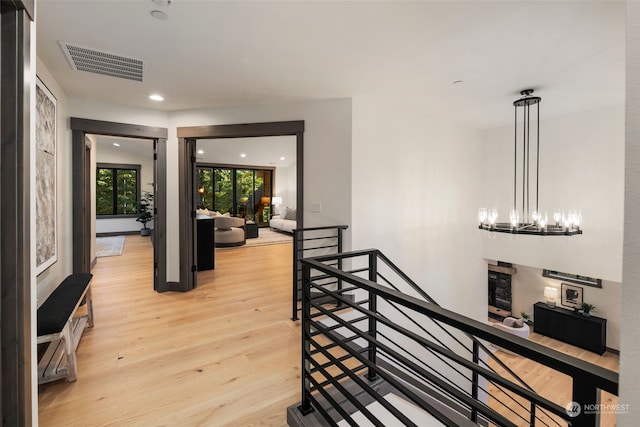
[37,273,94,384]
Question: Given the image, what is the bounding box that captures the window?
[542,269,602,288]
[196,165,273,225]
[96,163,141,216]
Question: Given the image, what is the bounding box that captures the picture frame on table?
[561,282,583,309]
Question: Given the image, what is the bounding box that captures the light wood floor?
[38,236,620,426]
[487,327,619,426]
[38,236,300,426]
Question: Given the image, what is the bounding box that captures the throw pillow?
[503,317,516,328]
[503,317,523,328]
[284,208,296,220]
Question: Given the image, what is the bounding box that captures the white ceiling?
[197,136,296,167]
[94,134,296,167]
[36,1,625,129]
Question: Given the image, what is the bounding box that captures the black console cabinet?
[197,217,214,271]
[533,302,606,354]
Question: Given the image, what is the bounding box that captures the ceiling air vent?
[59,42,144,82]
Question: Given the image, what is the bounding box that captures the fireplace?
[488,269,512,320]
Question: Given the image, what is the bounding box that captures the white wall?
[481,105,625,282]
[351,95,486,322]
[95,141,155,234]
[275,162,296,213]
[508,264,620,350]
[168,99,353,281]
[619,1,640,423]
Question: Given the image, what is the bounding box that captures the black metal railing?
[297,249,619,427]
[292,225,348,321]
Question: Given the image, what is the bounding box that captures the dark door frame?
[1,0,34,424]
[70,118,169,291]
[176,121,304,292]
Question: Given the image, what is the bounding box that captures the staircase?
[288,248,619,427]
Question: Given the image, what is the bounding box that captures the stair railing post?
[292,229,300,321]
[336,228,344,308]
[471,340,479,423]
[366,251,378,381]
[570,378,600,427]
[297,261,315,416]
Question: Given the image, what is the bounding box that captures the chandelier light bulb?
[478,208,488,225]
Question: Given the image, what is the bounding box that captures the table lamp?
[544,286,559,308]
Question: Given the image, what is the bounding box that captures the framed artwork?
[561,283,583,309]
[35,76,57,275]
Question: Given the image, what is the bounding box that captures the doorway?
[177,121,304,291]
[71,118,169,291]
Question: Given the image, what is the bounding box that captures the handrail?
[297,249,619,427]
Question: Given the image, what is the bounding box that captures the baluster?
[298,262,314,415]
[366,252,378,381]
[471,340,479,423]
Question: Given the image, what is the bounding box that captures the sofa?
[270,207,297,233]
[488,316,530,355]
[196,209,246,247]
[213,216,246,247]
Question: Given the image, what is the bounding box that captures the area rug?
[244,228,292,247]
[96,236,125,257]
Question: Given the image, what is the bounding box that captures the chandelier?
[478,89,582,236]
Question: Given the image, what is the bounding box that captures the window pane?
[236,169,254,219]
[197,168,214,210]
[96,168,114,215]
[116,169,137,214]
[214,168,233,214]
[255,170,270,225]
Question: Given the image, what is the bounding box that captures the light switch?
[311,201,322,213]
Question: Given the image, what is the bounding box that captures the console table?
[533,302,606,354]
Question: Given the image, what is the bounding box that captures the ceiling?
[36,1,625,129]
[197,136,296,167]
[94,134,296,168]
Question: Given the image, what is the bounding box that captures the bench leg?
[86,285,94,328]
[61,320,78,382]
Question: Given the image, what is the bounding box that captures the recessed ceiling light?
[280,156,285,161]
[113,143,120,147]
[149,94,164,101]
[240,153,247,158]
[197,149,204,155]
[150,10,168,20]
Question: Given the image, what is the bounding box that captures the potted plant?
[520,311,532,325]
[136,189,154,236]
[581,302,596,317]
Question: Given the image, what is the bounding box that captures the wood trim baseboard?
[96,231,141,237]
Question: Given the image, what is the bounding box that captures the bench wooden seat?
[37,273,93,384]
